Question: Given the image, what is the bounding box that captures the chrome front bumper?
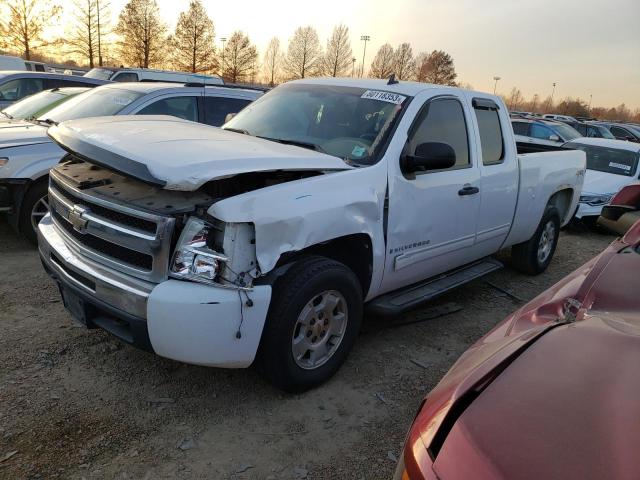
[38,214,154,319]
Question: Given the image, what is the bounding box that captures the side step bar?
[366,258,503,316]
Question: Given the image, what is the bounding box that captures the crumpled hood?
[0,121,50,149]
[48,115,353,190]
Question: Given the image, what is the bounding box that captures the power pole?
[97,0,102,66]
[493,76,501,94]
[360,35,370,78]
[351,57,356,77]
[220,37,227,77]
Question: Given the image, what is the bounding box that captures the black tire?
[511,205,560,275]
[257,255,363,392]
[19,180,49,246]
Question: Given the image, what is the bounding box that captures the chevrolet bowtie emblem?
[68,205,89,233]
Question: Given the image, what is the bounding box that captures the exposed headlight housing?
[0,157,8,167]
[579,193,613,206]
[170,217,227,285]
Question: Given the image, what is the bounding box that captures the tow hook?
[560,298,582,323]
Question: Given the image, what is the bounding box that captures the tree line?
[0,0,458,86]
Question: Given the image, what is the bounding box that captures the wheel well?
[547,188,573,224]
[18,176,48,226]
[273,234,373,297]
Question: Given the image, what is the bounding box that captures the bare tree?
[393,43,415,81]
[262,37,283,86]
[170,0,217,73]
[114,0,167,68]
[0,0,61,60]
[66,0,110,68]
[284,26,322,79]
[322,24,352,77]
[221,31,258,83]
[416,50,457,85]
[369,43,395,78]
[508,87,523,110]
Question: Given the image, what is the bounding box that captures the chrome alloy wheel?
[31,194,49,232]
[291,290,348,370]
[537,220,556,264]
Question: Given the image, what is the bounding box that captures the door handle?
[458,185,480,196]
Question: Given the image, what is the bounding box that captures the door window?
[407,97,470,171]
[0,78,44,101]
[610,126,635,140]
[137,96,198,122]
[474,106,504,165]
[530,124,554,140]
[511,121,530,136]
[204,96,251,126]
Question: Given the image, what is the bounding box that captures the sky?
[56,0,640,109]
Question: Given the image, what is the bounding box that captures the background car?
[394,219,640,480]
[0,82,263,243]
[591,121,640,142]
[564,138,640,221]
[83,67,223,85]
[0,87,90,126]
[561,120,615,139]
[0,71,107,109]
[511,117,582,147]
[598,183,640,235]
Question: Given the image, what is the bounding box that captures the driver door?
[380,93,481,293]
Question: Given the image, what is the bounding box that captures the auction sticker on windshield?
[361,90,406,104]
[609,162,631,172]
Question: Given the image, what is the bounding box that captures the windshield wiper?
[35,118,58,126]
[259,136,327,154]
[0,111,12,119]
[224,127,250,135]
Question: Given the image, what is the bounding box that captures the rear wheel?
[257,256,363,392]
[19,180,49,246]
[511,206,560,275]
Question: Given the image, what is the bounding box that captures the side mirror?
[548,134,561,142]
[402,142,456,173]
[224,112,237,124]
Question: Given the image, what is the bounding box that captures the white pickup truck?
[38,78,586,391]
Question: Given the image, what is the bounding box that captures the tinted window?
[475,107,504,165]
[112,72,139,82]
[530,124,555,140]
[137,96,198,122]
[511,121,529,136]
[610,126,636,140]
[565,142,639,177]
[574,124,587,135]
[0,78,44,102]
[204,96,251,126]
[408,97,470,170]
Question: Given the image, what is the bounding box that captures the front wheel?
[19,180,49,246]
[257,256,363,392]
[511,205,560,275]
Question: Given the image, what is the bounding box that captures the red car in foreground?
[394,220,640,480]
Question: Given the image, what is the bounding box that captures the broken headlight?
[579,193,613,206]
[170,217,227,284]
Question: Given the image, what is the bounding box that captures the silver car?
[0,82,263,243]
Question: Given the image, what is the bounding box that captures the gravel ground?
[0,219,614,480]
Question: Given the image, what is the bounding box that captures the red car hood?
[405,221,640,480]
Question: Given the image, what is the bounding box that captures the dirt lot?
[0,219,614,480]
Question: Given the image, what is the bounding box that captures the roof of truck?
[289,77,475,97]
[96,82,263,97]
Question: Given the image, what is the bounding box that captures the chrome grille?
[48,169,175,283]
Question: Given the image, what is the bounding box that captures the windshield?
[553,123,582,140]
[84,68,116,80]
[40,87,144,124]
[566,142,640,177]
[224,83,410,164]
[2,90,65,119]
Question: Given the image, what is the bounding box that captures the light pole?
[493,76,501,94]
[588,94,593,114]
[548,82,556,111]
[351,57,356,77]
[220,37,227,76]
[360,35,370,78]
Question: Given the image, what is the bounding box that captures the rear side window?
[511,121,529,136]
[474,105,504,165]
[204,96,251,126]
[530,124,554,140]
[137,96,198,122]
[0,78,44,102]
[112,72,139,82]
[408,97,470,170]
[610,126,637,140]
